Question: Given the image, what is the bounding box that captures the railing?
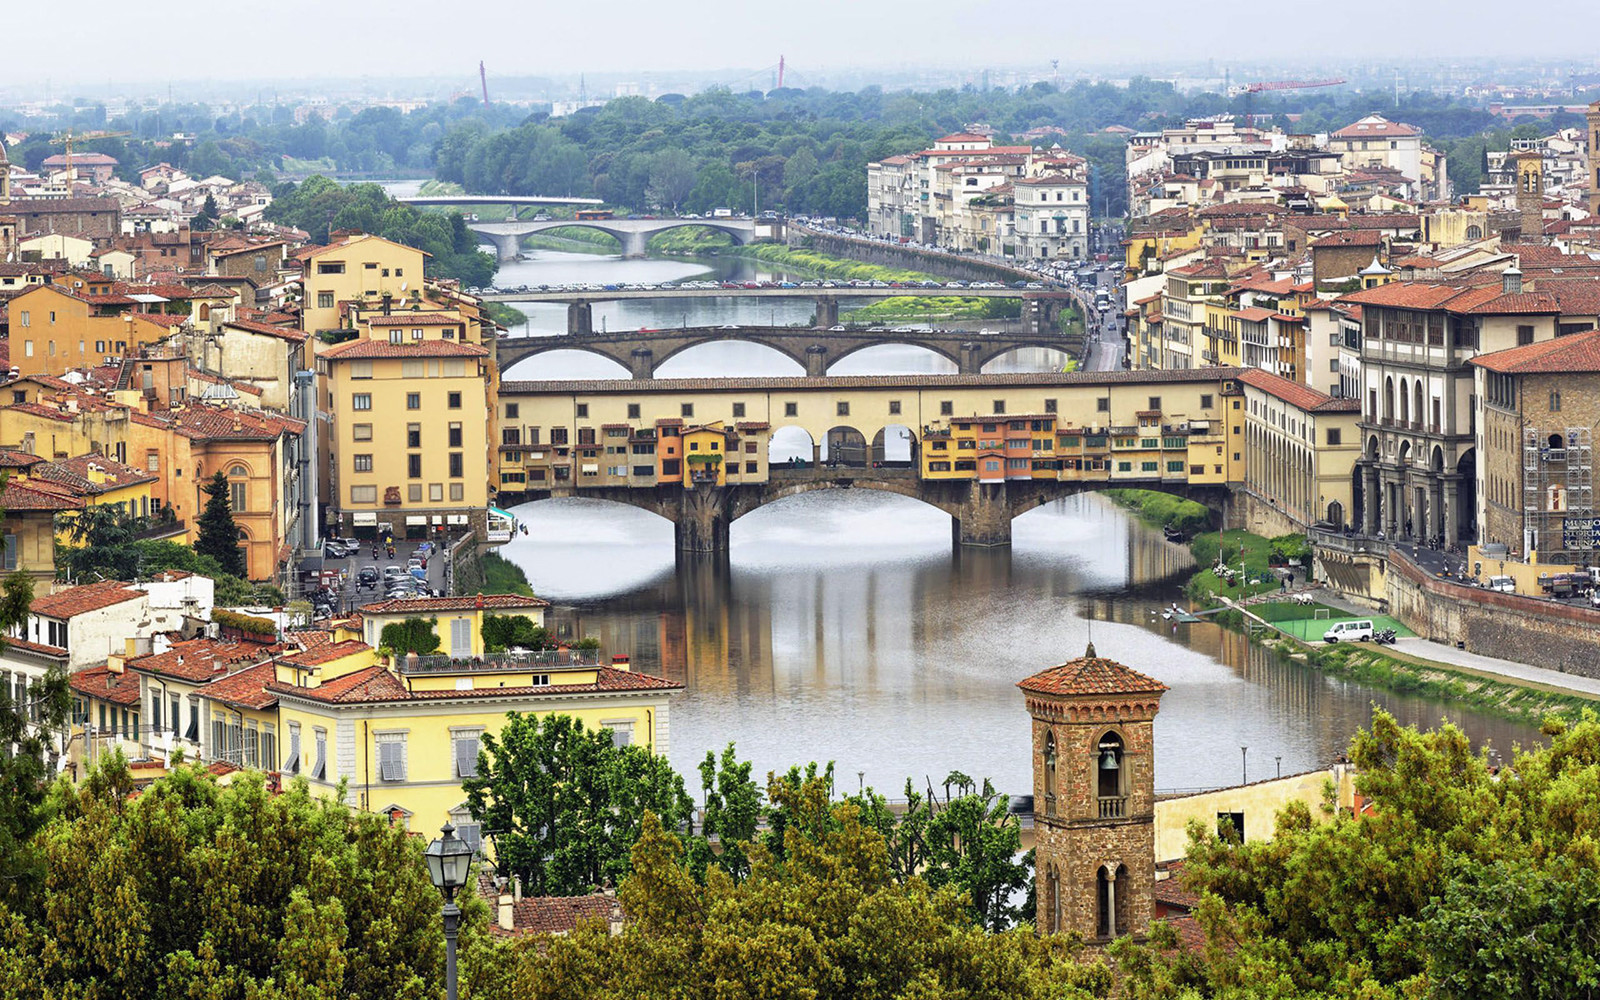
[397,649,607,674]
[1098,795,1127,819]
[1309,526,1388,558]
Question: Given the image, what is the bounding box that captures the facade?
[1589,102,1600,216]
[1023,647,1166,940]
[298,234,428,336]
[1470,329,1600,565]
[7,284,179,376]
[355,594,549,658]
[1237,369,1362,528]
[1013,174,1089,261]
[1327,115,1446,201]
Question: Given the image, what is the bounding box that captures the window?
[448,423,462,447]
[316,291,334,309]
[353,454,373,472]
[316,262,345,274]
[506,403,519,419]
[450,483,464,501]
[681,403,694,418]
[575,403,589,418]
[1217,812,1245,843]
[376,732,407,782]
[1043,398,1057,414]
[407,424,421,448]
[745,462,758,473]
[448,392,462,409]
[313,729,327,780]
[350,485,378,503]
[389,331,405,345]
[1551,391,1562,412]
[352,423,374,442]
[992,400,1006,414]
[602,721,635,747]
[449,805,483,853]
[1326,428,1342,446]
[408,454,423,478]
[406,392,421,409]
[453,728,483,778]
[1097,397,1110,412]
[1200,394,1213,409]
[1517,325,1535,346]
[408,484,423,502]
[940,400,954,416]
[287,723,301,774]
[449,453,463,477]
[430,483,444,501]
[228,466,248,512]
[352,393,372,411]
[628,403,641,419]
[732,402,746,418]
[17,312,27,328]
[837,402,850,416]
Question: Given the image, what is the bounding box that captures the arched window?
[1047,864,1061,933]
[1549,433,1565,450]
[1384,377,1394,422]
[228,464,248,512]
[1097,732,1125,815]
[1043,730,1058,817]
[1466,224,1483,241]
[1399,378,1410,426]
[1097,862,1130,939]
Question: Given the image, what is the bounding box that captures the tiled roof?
[1470,328,1600,374]
[32,454,158,494]
[0,450,45,469]
[1154,861,1200,910]
[363,314,466,327]
[4,637,67,659]
[2,478,85,512]
[1339,282,1562,315]
[319,339,487,360]
[1237,367,1358,413]
[70,665,142,706]
[358,594,550,614]
[1230,307,1275,323]
[32,581,143,618]
[1311,230,1384,247]
[1017,649,1167,697]
[1331,115,1421,139]
[127,638,276,683]
[272,664,681,706]
[502,369,1242,396]
[133,403,305,441]
[269,665,411,703]
[199,662,280,711]
[503,893,621,936]
[223,318,307,343]
[279,639,371,666]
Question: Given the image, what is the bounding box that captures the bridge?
[466,217,784,261]
[495,369,1247,553]
[495,325,1080,378]
[398,194,605,208]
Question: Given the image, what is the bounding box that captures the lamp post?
[425,822,473,1000]
[858,770,865,795]
[1240,746,1248,785]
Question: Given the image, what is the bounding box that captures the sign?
[352,512,377,526]
[1562,516,1600,550]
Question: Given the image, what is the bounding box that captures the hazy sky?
[8,0,1599,89]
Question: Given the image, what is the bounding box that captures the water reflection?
[501,492,1538,797]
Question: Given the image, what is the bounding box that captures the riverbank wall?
[789,226,1040,285]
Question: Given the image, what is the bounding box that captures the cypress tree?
[195,471,246,579]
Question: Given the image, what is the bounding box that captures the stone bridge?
[466,217,783,261]
[497,467,1234,553]
[495,325,1081,377]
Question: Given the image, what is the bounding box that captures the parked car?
[1322,620,1374,643]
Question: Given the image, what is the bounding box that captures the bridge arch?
[639,220,754,246]
[651,337,808,375]
[822,425,870,467]
[825,340,964,373]
[978,343,1076,373]
[870,424,919,465]
[730,477,954,522]
[768,426,816,466]
[498,343,633,379]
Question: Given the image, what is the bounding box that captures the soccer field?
[1272,613,1415,642]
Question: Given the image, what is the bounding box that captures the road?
[1080,222,1125,372]
[313,536,452,616]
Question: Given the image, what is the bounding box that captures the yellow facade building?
[298,234,428,336]
[355,594,549,659]
[7,284,185,376]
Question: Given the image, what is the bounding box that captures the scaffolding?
[1524,425,1595,559]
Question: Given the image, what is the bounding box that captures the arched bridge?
[496,326,1081,378]
[466,217,783,261]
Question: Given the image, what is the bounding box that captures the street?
[312,535,452,616]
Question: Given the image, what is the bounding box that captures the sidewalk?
[1304,587,1600,699]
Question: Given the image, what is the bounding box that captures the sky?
[7,0,1600,91]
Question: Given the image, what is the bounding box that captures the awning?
[447,514,469,525]
[405,515,427,525]
[488,506,517,522]
[581,464,599,474]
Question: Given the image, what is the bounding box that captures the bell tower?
[1020,643,1166,941]
[1587,101,1600,217]
[1513,149,1544,243]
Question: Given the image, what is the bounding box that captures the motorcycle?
[1374,628,1398,646]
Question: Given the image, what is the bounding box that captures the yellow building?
[0,473,83,582]
[320,336,491,537]
[298,234,428,336]
[7,284,186,376]
[355,594,549,659]
[25,453,159,543]
[1237,368,1362,528]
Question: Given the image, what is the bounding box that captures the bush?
[481,614,548,653]
[212,609,276,637]
[380,617,441,655]
[1104,489,1211,536]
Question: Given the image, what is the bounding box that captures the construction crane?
[1228,78,1345,123]
[48,129,131,181]
[479,61,490,107]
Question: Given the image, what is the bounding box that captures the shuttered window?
[287,723,301,774]
[377,734,407,782]
[453,730,482,778]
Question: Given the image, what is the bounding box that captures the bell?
[1099,748,1119,771]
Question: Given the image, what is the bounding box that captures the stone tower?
[1588,102,1600,217]
[1020,643,1166,940]
[1513,149,1544,244]
[0,136,9,204]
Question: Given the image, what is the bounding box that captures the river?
[483,246,1537,798]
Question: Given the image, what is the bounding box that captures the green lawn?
[1269,611,1415,642]
[1186,529,1280,600]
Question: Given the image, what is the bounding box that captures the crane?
[1227,78,1345,124]
[48,129,131,180]
[479,61,490,107]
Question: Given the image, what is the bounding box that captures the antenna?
[480,61,490,107]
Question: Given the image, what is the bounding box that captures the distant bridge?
[399,194,605,207]
[465,217,784,261]
[495,325,1080,378]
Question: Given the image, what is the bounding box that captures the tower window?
[1097,732,1125,815]
[1043,730,1057,818]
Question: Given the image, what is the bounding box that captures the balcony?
[1098,796,1127,819]
[395,649,608,675]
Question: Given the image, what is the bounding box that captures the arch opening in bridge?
[530,225,622,252]
[826,343,959,375]
[768,426,816,467]
[870,425,918,466]
[980,346,1074,374]
[653,340,806,379]
[821,425,870,468]
[644,224,745,254]
[500,348,631,380]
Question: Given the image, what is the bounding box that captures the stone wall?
[791,227,1039,284]
[1384,548,1600,679]
[1236,490,1304,538]
[448,532,486,596]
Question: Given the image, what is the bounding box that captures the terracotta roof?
[32,580,143,618]
[319,339,487,360]
[1331,115,1421,139]
[272,664,681,705]
[1340,281,1562,315]
[363,314,466,327]
[4,637,67,659]
[199,662,280,711]
[1311,230,1384,248]
[0,450,45,470]
[1154,861,1200,910]
[32,454,158,494]
[223,318,307,343]
[69,664,141,706]
[279,639,371,667]
[358,594,550,614]
[1230,307,1275,323]
[1017,649,1167,697]
[133,403,305,441]
[502,893,621,936]
[1470,328,1600,374]
[1236,367,1358,413]
[503,369,1240,396]
[2,478,85,512]
[126,638,275,683]
[269,664,409,703]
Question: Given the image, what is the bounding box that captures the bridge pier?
[805,345,829,377]
[620,231,650,259]
[951,481,1013,547]
[567,302,593,336]
[629,349,655,379]
[1026,296,1063,336]
[489,233,522,263]
[815,296,839,328]
[958,342,984,375]
[675,486,732,553]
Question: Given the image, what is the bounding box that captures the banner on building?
[1562,516,1600,550]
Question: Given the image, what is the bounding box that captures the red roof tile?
[1470,328,1600,374]
[69,664,141,706]
[1237,367,1358,413]
[126,637,277,683]
[199,662,280,711]
[319,339,487,360]
[32,580,143,618]
[358,594,549,614]
[1017,649,1167,697]
[363,314,466,327]
[223,318,307,343]
[280,639,371,667]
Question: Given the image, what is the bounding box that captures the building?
[28,580,153,672]
[40,152,119,185]
[1327,115,1446,201]
[355,594,548,658]
[298,234,427,336]
[6,284,181,376]
[0,473,84,582]
[1237,369,1362,530]
[1470,328,1600,565]
[1023,645,1166,940]
[1013,174,1090,261]
[201,319,309,411]
[1588,102,1600,216]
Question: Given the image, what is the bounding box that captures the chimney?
[497,885,515,932]
[1502,262,1523,295]
[611,654,630,672]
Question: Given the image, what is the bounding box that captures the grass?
[481,552,535,597]
[1185,529,1280,601]
[728,243,943,284]
[1103,488,1210,536]
[842,296,1021,323]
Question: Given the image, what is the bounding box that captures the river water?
[485,247,1538,797]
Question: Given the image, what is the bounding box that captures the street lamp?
[1240,746,1249,785]
[425,822,474,1000]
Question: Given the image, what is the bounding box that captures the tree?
[192,191,219,230]
[463,713,695,897]
[922,779,1031,931]
[0,648,66,920]
[687,742,762,882]
[379,617,442,655]
[0,756,510,998]
[503,777,1113,1000]
[644,148,695,212]
[55,503,149,581]
[480,614,547,653]
[195,471,245,578]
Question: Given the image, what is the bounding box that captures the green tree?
[379,617,442,655]
[479,613,547,653]
[463,713,695,897]
[644,148,695,212]
[923,779,1031,931]
[56,502,149,581]
[0,643,66,920]
[192,191,219,230]
[195,471,246,578]
[688,742,762,882]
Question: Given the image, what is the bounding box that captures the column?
[566,302,593,336]
[804,345,829,377]
[628,349,654,380]
[952,481,1012,547]
[814,296,839,328]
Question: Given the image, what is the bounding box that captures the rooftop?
[1470,328,1600,375]
[1017,645,1168,698]
[357,594,550,614]
[31,581,143,619]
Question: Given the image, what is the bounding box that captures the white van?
[1487,575,1515,593]
[1323,619,1375,643]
